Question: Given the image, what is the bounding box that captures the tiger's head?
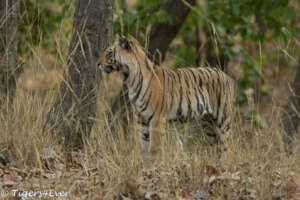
[98,34,152,81]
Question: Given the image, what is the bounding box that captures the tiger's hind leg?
[202,115,230,162]
[216,117,233,162]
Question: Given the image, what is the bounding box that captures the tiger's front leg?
[148,116,165,164]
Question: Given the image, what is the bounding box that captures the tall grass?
[0,72,299,199]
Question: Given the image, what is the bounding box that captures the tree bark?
[0,0,21,106]
[45,0,114,148]
[148,0,196,65]
[281,57,300,143]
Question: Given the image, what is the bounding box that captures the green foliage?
[181,0,299,104]
[114,0,169,44]
[18,0,74,57]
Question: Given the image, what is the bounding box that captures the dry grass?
[0,69,299,200]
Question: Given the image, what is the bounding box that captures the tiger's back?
[137,66,235,135]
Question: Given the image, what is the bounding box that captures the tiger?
[98,34,236,163]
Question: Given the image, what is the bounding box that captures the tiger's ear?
[117,33,131,50]
[128,35,140,45]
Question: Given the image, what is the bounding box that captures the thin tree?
[0,0,22,106]
[281,57,300,144]
[45,0,114,147]
[148,0,196,65]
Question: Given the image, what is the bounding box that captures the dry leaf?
[120,194,133,200]
[205,165,219,177]
[150,193,161,200]
[218,172,241,181]
[3,180,17,187]
[180,189,190,198]
[43,173,56,179]
[208,175,217,185]
[29,168,42,176]
[124,179,145,198]
[9,167,27,177]
[285,179,298,194]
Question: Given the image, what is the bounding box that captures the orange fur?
[98,35,236,163]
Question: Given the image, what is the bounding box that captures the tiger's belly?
[134,96,210,124]
[165,100,208,121]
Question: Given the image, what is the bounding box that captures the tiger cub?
[98,34,236,162]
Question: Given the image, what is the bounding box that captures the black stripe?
[141,73,154,102]
[140,91,152,112]
[142,132,150,141]
[187,68,197,83]
[197,85,205,115]
[215,72,223,121]
[195,69,206,114]
[186,94,192,117]
[186,69,202,117]
[146,99,161,125]
[130,74,137,88]
[169,70,175,110]
[187,69,201,115]
[165,70,171,111]
[159,69,166,116]
[200,68,209,80]
[221,101,227,125]
[216,93,221,120]
[183,70,191,89]
[146,112,154,125]
[132,72,141,91]
[195,89,201,115]
[205,67,212,73]
[196,69,204,86]
[162,69,166,83]
[130,51,143,88]
[123,65,130,81]
[132,74,143,103]
[205,70,211,96]
[144,56,152,71]
[176,71,183,117]
[183,71,192,117]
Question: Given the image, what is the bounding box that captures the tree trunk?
[0,0,21,106]
[148,0,196,65]
[203,26,230,72]
[281,57,300,143]
[45,0,114,148]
